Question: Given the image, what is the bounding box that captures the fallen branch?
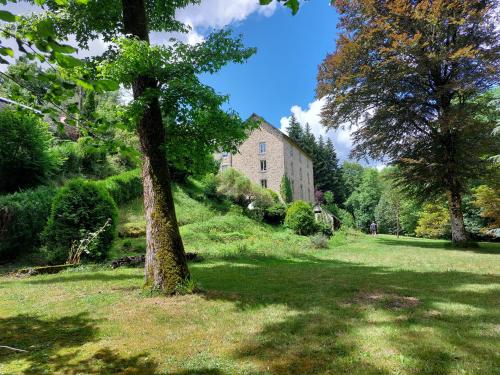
[0,345,28,353]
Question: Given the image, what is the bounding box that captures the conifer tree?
[286,114,303,144]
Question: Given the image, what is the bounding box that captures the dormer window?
[259,142,266,154]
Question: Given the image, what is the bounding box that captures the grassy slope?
[0,183,499,375]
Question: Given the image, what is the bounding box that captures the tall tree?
[317,0,500,245]
[27,0,254,293]
[286,114,303,143]
[342,161,364,198]
[345,168,382,231]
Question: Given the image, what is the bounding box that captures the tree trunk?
[121,0,189,293]
[447,189,468,246]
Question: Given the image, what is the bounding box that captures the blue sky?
[200,1,339,127]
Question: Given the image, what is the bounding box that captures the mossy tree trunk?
[121,0,189,294]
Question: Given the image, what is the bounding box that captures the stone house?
[215,114,315,202]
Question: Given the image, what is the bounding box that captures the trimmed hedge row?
[0,169,143,261]
[96,169,143,205]
[0,186,58,259]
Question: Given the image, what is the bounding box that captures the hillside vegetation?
[1,182,499,375]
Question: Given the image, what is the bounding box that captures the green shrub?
[310,233,330,249]
[285,200,317,235]
[415,203,451,239]
[264,202,287,224]
[0,186,57,260]
[0,109,60,193]
[201,173,219,199]
[337,208,355,229]
[43,179,118,264]
[216,168,253,206]
[96,169,143,205]
[316,221,333,237]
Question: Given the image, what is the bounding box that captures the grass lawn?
[1,186,499,374]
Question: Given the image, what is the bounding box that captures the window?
[299,167,302,179]
[259,142,266,154]
[291,161,294,175]
[222,152,228,157]
[260,179,267,188]
[260,160,267,171]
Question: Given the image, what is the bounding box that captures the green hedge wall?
[96,169,143,205]
[0,169,143,261]
[0,186,58,260]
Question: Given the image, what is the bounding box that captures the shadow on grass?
[193,254,499,375]
[0,313,158,374]
[376,236,500,254]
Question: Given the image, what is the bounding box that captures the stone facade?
[215,114,314,202]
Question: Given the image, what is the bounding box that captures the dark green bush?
[0,109,59,193]
[264,202,287,224]
[96,169,142,205]
[43,179,118,264]
[0,186,57,260]
[285,200,318,235]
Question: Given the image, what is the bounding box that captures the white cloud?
[176,0,277,30]
[151,0,279,46]
[280,97,359,160]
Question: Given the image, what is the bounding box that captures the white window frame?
[260,159,267,172]
[259,142,266,154]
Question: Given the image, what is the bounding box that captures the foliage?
[336,208,355,229]
[342,161,364,199]
[318,0,499,244]
[309,233,329,249]
[280,175,293,204]
[216,168,253,206]
[96,169,143,206]
[472,185,500,229]
[43,179,118,264]
[415,203,451,239]
[264,202,287,225]
[0,185,57,260]
[286,118,345,204]
[0,109,60,193]
[285,200,317,236]
[345,169,382,232]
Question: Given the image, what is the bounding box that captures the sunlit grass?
[1,184,498,374]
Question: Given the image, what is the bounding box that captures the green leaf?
[259,0,273,4]
[285,0,300,15]
[0,10,17,22]
[36,19,56,39]
[0,47,14,57]
[74,78,95,91]
[54,0,69,4]
[94,79,119,92]
[48,40,78,54]
[54,52,83,68]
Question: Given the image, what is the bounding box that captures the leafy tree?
[345,168,382,231]
[415,203,450,239]
[317,0,500,245]
[27,1,255,293]
[342,161,364,199]
[472,185,500,230]
[0,109,59,193]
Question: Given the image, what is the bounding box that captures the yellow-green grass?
[1,185,499,374]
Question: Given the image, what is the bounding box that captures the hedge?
[96,169,143,205]
[0,169,143,261]
[0,186,58,260]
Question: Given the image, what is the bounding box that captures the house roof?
[248,113,314,160]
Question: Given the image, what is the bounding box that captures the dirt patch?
[352,291,421,310]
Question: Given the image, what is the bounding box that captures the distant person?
[370,221,378,236]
